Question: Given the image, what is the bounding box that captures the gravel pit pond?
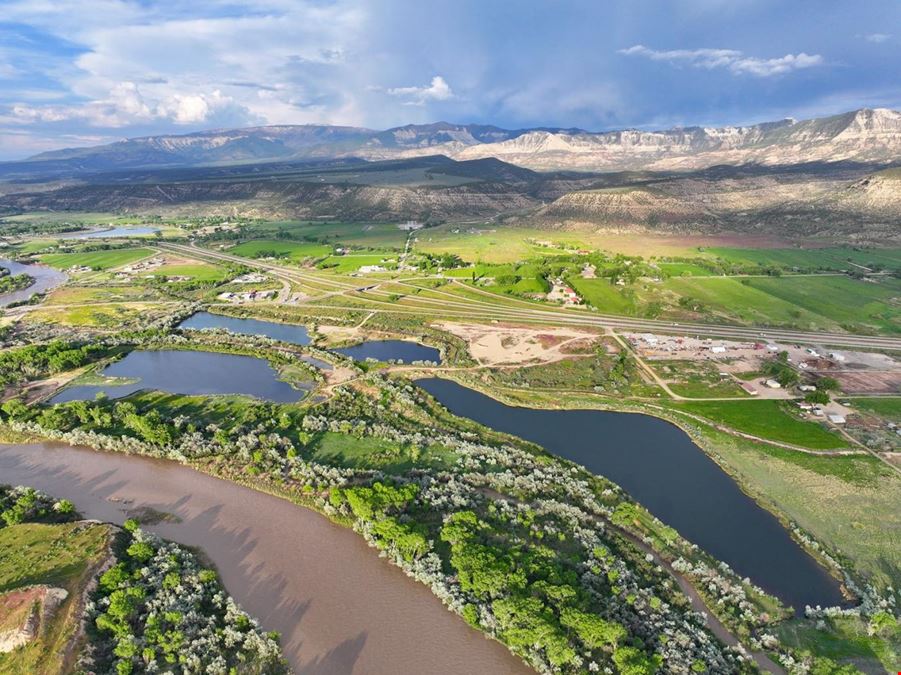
[416,377,846,613]
[61,226,161,239]
[49,349,309,404]
[0,442,530,675]
[179,312,441,364]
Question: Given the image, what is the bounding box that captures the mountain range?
[1,109,899,243]
[3,108,900,179]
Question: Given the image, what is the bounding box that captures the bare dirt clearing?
[436,321,603,365]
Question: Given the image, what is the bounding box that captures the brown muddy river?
[0,443,530,675]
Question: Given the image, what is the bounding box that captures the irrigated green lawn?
[671,399,849,450]
[40,247,155,270]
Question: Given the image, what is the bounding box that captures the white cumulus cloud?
[618,45,823,77]
[387,75,454,105]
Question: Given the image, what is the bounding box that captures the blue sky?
[0,0,899,159]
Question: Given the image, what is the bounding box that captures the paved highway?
[159,242,901,352]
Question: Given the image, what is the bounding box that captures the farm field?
[851,397,901,422]
[568,277,639,314]
[708,246,901,271]
[38,247,156,271]
[240,220,410,248]
[226,239,332,261]
[661,275,901,333]
[318,252,399,272]
[670,399,849,450]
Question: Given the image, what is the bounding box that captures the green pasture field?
[39,247,155,271]
[227,239,332,261]
[657,262,716,277]
[318,252,399,273]
[415,226,582,263]
[241,221,409,248]
[850,397,901,423]
[568,277,638,314]
[2,211,137,225]
[670,399,848,450]
[706,246,901,271]
[742,275,901,334]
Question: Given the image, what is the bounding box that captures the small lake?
[335,340,441,364]
[50,350,307,404]
[0,258,67,307]
[0,443,529,675]
[180,311,312,346]
[416,377,845,612]
[62,226,160,239]
[178,312,437,365]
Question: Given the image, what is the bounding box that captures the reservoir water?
[180,311,312,345]
[0,443,529,675]
[416,377,845,612]
[50,349,307,404]
[62,226,160,239]
[0,258,67,307]
[334,340,441,364]
[178,312,439,364]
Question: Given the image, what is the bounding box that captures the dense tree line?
[0,268,34,293]
[0,484,75,527]
[0,340,109,387]
[84,520,286,675]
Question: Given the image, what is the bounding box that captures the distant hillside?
[457,109,901,170]
[2,109,899,179]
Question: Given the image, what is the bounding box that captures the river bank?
[0,442,532,675]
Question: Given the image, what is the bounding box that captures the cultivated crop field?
[226,239,332,261]
[39,247,156,271]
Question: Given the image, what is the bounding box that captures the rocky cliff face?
[10,109,899,178]
[456,109,901,170]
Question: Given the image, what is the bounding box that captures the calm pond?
[61,226,160,239]
[50,350,307,404]
[0,443,529,675]
[179,312,439,364]
[334,340,441,364]
[180,311,312,345]
[0,258,67,307]
[416,377,845,612]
